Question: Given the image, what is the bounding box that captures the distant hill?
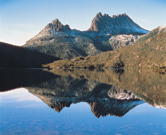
[0,42,60,68]
[24,12,148,59]
[45,26,166,69]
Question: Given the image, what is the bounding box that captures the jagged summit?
[43,18,71,33]
[51,18,60,23]
[88,12,149,35]
[104,13,128,18]
[26,18,71,45]
[49,18,71,32]
[96,12,102,18]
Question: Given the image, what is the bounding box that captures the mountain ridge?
[26,12,148,45]
[24,12,149,59]
[88,12,149,35]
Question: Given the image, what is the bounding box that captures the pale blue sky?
[0,0,166,45]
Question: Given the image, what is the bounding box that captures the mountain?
[45,26,166,69]
[88,12,149,35]
[24,12,148,59]
[0,42,59,68]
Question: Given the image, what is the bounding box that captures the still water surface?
[0,69,166,135]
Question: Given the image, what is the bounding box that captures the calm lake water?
[0,69,166,135]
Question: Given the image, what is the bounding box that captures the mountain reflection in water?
[0,68,166,118]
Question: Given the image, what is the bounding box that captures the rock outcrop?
[108,34,141,50]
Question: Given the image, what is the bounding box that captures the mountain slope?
[45,26,166,69]
[135,25,166,44]
[0,42,59,68]
[24,12,148,59]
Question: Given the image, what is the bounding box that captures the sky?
[0,0,166,46]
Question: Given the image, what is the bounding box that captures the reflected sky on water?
[1,88,166,135]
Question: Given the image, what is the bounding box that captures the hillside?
[0,42,59,68]
[24,12,148,59]
[135,25,166,44]
[45,26,166,69]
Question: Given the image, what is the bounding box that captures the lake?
[0,69,166,135]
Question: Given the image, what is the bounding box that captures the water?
[0,69,166,135]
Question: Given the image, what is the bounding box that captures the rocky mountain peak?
[48,18,71,32]
[103,13,109,17]
[26,18,71,45]
[122,13,127,16]
[88,12,103,32]
[88,12,149,35]
[52,18,60,24]
[96,12,102,18]
[111,13,128,18]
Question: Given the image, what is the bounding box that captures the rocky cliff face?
[108,34,141,50]
[88,12,149,35]
[24,12,148,59]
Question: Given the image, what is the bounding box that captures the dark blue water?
[0,88,166,135]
